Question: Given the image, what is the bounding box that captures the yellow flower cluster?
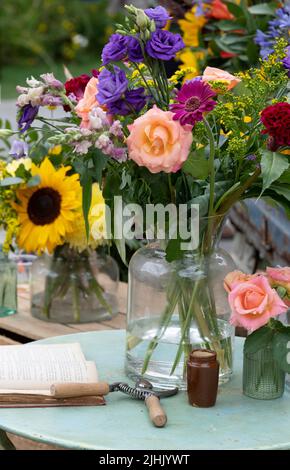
[177,49,205,82]
[178,6,207,48]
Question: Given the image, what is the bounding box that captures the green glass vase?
[243,345,285,400]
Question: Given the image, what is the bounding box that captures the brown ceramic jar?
[187,349,219,407]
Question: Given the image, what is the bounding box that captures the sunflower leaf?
[82,174,92,241]
[0,177,23,186]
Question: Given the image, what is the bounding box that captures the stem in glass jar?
[72,276,81,323]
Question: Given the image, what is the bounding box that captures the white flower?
[27,86,44,106]
[89,107,108,130]
[17,93,29,107]
[26,76,42,87]
[96,134,110,149]
[72,34,89,48]
[6,158,32,176]
[74,140,92,154]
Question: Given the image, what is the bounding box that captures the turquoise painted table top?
[0,331,289,450]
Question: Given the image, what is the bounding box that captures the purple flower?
[170,80,216,126]
[283,47,290,77]
[108,87,147,116]
[102,34,129,65]
[41,94,63,107]
[18,104,39,132]
[145,30,184,61]
[40,73,63,89]
[127,37,143,62]
[9,139,29,159]
[97,66,128,105]
[144,6,172,28]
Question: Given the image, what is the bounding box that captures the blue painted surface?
[0,331,289,450]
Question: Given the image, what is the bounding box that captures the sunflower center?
[185,96,201,112]
[27,187,61,225]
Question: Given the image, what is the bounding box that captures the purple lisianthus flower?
[9,139,29,159]
[108,87,147,116]
[127,36,143,62]
[283,47,290,77]
[40,73,63,89]
[102,34,129,65]
[144,6,172,28]
[18,104,39,132]
[97,66,128,105]
[145,30,184,60]
[170,80,216,126]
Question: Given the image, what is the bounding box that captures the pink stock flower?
[267,267,290,306]
[202,67,241,91]
[127,106,193,174]
[75,77,99,129]
[228,275,288,332]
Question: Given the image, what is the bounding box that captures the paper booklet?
[0,342,98,396]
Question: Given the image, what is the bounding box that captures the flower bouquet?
[0,3,289,386]
[225,267,290,399]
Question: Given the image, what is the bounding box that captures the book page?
[0,343,98,395]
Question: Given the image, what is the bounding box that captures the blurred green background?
[0,0,125,99]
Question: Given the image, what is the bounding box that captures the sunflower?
[13,157,81,253]
[66,182,106,252]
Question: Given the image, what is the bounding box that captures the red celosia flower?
[170,79,216,126]
[261,102,290,150]
[208,0,234,20]
[64,74,91,111]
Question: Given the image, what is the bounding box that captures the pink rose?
[75,77,99,129]
[267,266,290,306]
[228,275,288,332]
[223,270,258,293]
[127,106,193,174]
[202,67,241,90]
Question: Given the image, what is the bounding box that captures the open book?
[0,343,100,404]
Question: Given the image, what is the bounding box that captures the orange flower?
[208,0,234,20]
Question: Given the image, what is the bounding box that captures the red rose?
[64,74,90,111]
[261,102,290,150]
[207,0,234,20]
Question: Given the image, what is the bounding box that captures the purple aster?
[108,87,147,116]
[145,30,184,61]
[9,139,29,159]
[97,66,128,105]
[283,47,290,77]
[18,104,39,132]
[144,6,172,29]
[127,37,143,62]
[101,34,129,65]
[170,81,216,126]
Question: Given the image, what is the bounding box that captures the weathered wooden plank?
[0,314,78,340]
[101,313,126,330]
[0,335,20,345]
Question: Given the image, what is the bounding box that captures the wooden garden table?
[0,331,289,450]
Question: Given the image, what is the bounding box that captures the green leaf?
[165,237,183,263]
[81,175,92,240]
[244,325,274,355]
[260,151,289,195]
[27,175,41,187]
[0,176,23,186]
[91,149,107,186]
[279,169,290,184]
[273,330,290,373]
[248,3,276,16]
[270,184,290,202]
[182,152,209,180]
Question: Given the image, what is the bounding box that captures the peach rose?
[228,275,288,332]
[267,267,290,306]
[75,77,99,129]
[202,67,241,91]
[224,270,258,293]
[127,106,193,174]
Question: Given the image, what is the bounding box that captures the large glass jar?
[31,246,119,323]
[125,240,236,390]
[0,249,17,317]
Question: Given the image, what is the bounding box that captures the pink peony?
[267,266,290,306]
[228,275,288,332]
[202,67,241,90]
[127,106,193,174]
[75,77,99,129]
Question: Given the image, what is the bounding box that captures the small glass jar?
[0,248,17,317]
[31,247,119,323]
[187,349,219,407]
[243,345,285,400]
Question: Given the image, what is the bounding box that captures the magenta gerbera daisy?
[170,80,217,126]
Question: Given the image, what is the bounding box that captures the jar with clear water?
[125,240,236,390]
[0,247,17,317]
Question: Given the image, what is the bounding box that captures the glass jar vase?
[31,246,119,323]
[0,249,17,317]
[243,345,285,399]
[125,239,236,390]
